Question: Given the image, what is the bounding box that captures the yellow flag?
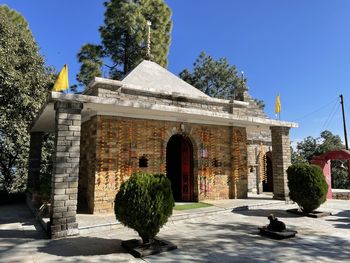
[275,94,281,114]
[52,64,69,91]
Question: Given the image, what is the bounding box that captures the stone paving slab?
[142,201,350,263]
[0,204,142,263]
[77,194,285,234]
[1,199,350,262]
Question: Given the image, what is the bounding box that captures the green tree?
[293,130,349,189]
[0,5,28,28]
[0,6,53,193]
[318,130,343,154]
[287,163,328,213]
[77,0,172,86]
[179,51,245,100]
[294,136,319,162]
[179,52,265,108]
[294,130,343,163]
[76,44,104,86]
[115,173,174,244]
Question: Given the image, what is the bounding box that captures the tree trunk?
[141,235,150,244]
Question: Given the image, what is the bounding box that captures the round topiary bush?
[115,173,174,244]
[287,163,328,213]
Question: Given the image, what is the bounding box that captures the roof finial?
[146,20,152,60]
[241,71,245,87]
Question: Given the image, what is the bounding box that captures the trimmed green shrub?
[115,173,174,244]
[287,163,328,213]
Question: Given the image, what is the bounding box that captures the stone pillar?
[270,126,291,200]
[27,132,44,190]
[256,168,263,194]
[50,101,83,239]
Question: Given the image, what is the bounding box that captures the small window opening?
[139,155,148,168]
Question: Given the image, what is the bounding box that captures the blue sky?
[2,0,350,145]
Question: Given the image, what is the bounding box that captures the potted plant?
[115,173,176,257]
[287,163,328,215]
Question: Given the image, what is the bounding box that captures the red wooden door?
[181,139,191,201]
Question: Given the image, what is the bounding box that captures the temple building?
[28,60,297,238]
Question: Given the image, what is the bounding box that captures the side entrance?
[263,153,274,192]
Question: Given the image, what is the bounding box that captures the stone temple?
[28,60,298,238]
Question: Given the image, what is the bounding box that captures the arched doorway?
[311,149,350,199]
[166,134,194,202]
[263,154,273,192]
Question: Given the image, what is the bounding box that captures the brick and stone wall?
[84,85,267,122]
[79,115,248,213]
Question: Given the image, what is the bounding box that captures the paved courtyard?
[1,199,349,262]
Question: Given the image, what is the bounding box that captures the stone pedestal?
[270,126,291,200]
[50,101,83,239]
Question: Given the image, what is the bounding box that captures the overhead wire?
[292,97,338,122]
[321,102,340,131]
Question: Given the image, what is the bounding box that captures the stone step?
[78,200,286,235]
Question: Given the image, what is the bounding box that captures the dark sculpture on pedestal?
[258,214,297,239]
[267,214,286,232]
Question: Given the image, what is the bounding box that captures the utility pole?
[340,94,349,150]
[340,95,350,183]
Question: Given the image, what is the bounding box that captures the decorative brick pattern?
[79,116,249,213]
[270,126,291,200]
[229,127,248,199]
[50,101,83,239]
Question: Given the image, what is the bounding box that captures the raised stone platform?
[26,194,287,236]
[286,208,331,218]
[333,189,350,200]
[122,238,177,258]
[258,226,297,239]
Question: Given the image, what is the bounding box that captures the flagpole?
[279,93,280,120]
[275,93,281,120]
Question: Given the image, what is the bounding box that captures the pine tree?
[77,0,172,87]
[179,51,247,100]
[0,5,53,193]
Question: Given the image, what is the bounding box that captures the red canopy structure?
[310,149,350,199]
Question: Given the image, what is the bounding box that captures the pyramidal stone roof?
[122,60,210,99]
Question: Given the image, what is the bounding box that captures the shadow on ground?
[231,208,300,219]
[39,236,127,257]
[150,220,350,262]
[0,229,44,239]
[325,209,350,229]
[0,204,38,225]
